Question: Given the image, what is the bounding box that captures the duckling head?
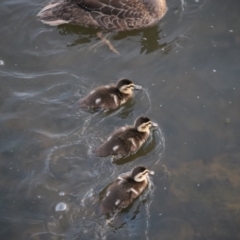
[117,79,142,96]
[131,166,154,182]
[134,116,158,133]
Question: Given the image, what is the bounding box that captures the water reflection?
[54,0,203,55]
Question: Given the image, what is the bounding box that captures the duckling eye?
[144,122,151,128]
[126,85,134,89]
[122,86,130,91]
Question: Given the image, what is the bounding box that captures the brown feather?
[95,125,149,157]
[38,0,167,31]
[100,171,149,214]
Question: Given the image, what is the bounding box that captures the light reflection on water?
[0,0,240,239]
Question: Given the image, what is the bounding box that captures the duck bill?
[151,122,158,129]
[133,84,142,91]
[148,170,155,175]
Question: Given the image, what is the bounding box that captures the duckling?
[79,79,142,111]
[95,116,158,158]
[37,0,167,31]
[100,165,154,214]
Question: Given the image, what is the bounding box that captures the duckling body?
[79,79,142,111]
[95,116,158,157]
[100,166,154,214]
[37,0,167,30]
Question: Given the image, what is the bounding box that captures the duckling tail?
[37,2,70,26]
[94,143,115,157]
[94,147,109,158]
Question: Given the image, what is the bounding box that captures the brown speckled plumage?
[38,0,167,30]
[95,116,157,158]
[100,166,152,214]
[95,126,149,157]
[79,79,142,111]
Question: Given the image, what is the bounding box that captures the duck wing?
[100,179,135,214]
[95,134,129,157]
[77,0,103,11]
[77,0,144,18]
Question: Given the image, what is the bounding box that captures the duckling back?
[100,174,149,214]
[100,182,130,214]
[95,127,149,158]
[79,86,122,110]
[95,135,129,157]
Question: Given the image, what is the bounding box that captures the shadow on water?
[57,24,167,54]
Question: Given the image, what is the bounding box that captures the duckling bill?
[79,79,142,111]
[37,0,167,31]
[95,116,158,158]
[100,165,154,215]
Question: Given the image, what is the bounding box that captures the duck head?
[134,116,158,133]
[131,166,154,182]
[117,79,142,96]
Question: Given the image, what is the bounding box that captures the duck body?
[95,116,158,157]
[100,166,154,214]
[37,0,167,30]
[79,79,142,111]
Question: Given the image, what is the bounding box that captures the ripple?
[175,34,195,48]
[0,70,68,79]
[182,0,206,16]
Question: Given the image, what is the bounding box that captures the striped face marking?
[134,169,150,182]
[137,121,152,133]
[120,84,135,95]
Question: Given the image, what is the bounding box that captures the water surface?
[0,0,240,239]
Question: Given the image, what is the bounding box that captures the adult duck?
[37,0,167,31]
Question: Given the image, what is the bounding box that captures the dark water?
[0,0,240,239]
